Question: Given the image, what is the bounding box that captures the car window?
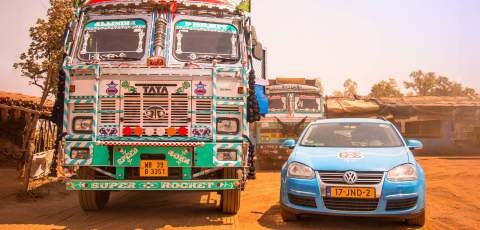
[300,122,403,148]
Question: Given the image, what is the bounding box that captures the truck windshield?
[300,123,404,148]
[295,94,321,112]
[174,20,239,63]
[78,19,147,61]
[268,94,287,112]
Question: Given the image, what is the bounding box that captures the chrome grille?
[193,100,212,124]
[318,171,384,185]
[100,98,117,124]
[123,94,189,128]
[217,105,240,113]
[73,103,94,111]
[323,198,379,211]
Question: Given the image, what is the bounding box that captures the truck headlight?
[217,118,239,134]
[387,164,418,182]
[73,117,93,133]
[287,162,315,179]
[217,149,238,161]
[71,148,91,159]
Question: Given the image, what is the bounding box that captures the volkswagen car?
[280,118,426,226]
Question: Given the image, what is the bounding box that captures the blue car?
[280,118,425,226]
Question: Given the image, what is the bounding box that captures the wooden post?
[23,113,40,191]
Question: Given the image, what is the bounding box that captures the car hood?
[291,146,410,172]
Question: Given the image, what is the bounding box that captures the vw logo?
[343,171,358,184]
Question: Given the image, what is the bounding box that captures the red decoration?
[134,127,143,136]
[123,127,132,136]
[169,1,177,13]
[87,0,116,5]
[178,127,188,136]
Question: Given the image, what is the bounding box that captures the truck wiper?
[194,55,238,63]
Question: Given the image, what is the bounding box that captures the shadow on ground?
[256,204,421,230]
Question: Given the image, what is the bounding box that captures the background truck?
[254,78,325,169]
[60,0,267,214]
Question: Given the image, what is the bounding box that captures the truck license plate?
[327,187,376,199]
[140,160,168,177]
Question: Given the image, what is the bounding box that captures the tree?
[404,70,437,96]
[369,78,403,98]
[14,0,74,96]
[343,78,358,97]
[13,0,74,191]
[404,70,478,97]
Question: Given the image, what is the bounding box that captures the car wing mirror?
[282,139,296,149]
[407,139,423,151]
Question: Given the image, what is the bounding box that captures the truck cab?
[62,0,265,214]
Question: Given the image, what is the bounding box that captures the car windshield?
[300,122,404,148]
[79,19,147,61]
[174,20,239,63]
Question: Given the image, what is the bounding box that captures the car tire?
[77,167,111,211]
[221,168,241,214]
[281,205,298,221]
[406,211,425,227]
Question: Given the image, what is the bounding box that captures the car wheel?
[406,211,425,227]
[220,168,241,214]
[77,167,111,211]
[281,205,298,221]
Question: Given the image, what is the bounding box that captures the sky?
[1,0,479,96]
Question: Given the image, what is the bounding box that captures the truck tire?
[405,211,425,226]
[280,205,298,221]
[221,168,241,214]
[77,167,110,211]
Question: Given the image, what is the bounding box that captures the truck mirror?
[253,42,263,60]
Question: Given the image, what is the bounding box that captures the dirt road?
[0,157,479,230]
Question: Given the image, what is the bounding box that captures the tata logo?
[144,106,168,120]
[143,85,169,95]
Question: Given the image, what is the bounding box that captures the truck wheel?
[405,211,425,226]
[281,205,298,221]
[221,168,241,214]
[77,167,110,211]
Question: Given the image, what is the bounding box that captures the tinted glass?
[174,20,239,62]
[79,19,147,61]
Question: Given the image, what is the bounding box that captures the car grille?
[288,194,317,208]
[386,197,418,211]
[318,171,384,185]
[323,198,379,211]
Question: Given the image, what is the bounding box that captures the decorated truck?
[255,78,325,169]
[60,0,267,214]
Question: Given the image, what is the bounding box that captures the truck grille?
[100,98,117,124]
[323,198,379,211]
[123,93,189,128]
[318,171,384,185]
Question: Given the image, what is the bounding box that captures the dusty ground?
[0,157,479,230]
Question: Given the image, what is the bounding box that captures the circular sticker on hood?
[337,151,364,160]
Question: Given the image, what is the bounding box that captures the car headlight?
[287,162,315,179]
[73,117,93,133]
[71,148,91,159]
[387,164,418,182]
[217,118,239,134]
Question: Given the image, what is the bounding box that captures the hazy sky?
[1,0,479,96]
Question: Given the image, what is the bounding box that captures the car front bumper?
[280,172,426,218]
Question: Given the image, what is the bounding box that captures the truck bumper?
[66,179,241,191]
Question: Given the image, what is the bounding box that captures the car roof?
[311,118,391,125]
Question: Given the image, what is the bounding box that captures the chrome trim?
[317,171,386,199]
